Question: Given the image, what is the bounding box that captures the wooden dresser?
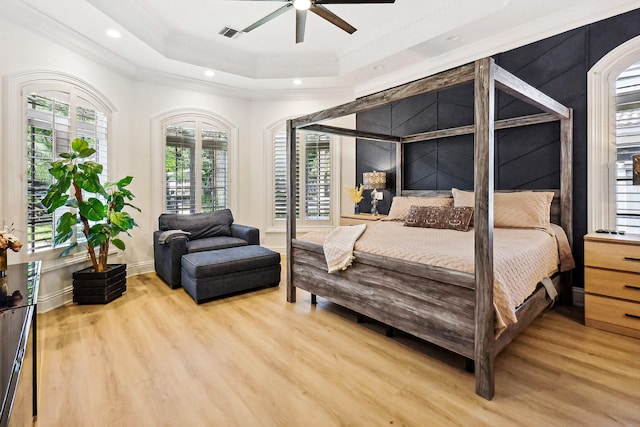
[584,233,640,338]
[339,213,387,226]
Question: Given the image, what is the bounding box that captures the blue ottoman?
[181,245,281,303]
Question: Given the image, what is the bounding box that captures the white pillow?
[452,188,553,231]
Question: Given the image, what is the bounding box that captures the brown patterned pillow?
[385,196,453,221]
[404,206,474,231]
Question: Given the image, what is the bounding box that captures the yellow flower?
[346,184,364,204]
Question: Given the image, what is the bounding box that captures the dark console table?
[0,261,40,426]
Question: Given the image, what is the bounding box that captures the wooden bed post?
[560,110,573,246]
[286,119,297,303]
[396,141,403,196]
[473,57,496,400]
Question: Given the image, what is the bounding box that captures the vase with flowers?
[346,184,365,214]
[0,223,23,276]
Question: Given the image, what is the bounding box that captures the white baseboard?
[37,260,155,313]
[37,284,73,313]
[126,260,155,277]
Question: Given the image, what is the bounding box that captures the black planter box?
[72,264,126,304]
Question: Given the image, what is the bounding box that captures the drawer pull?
[625,285,640,291]
[624,257,640,262]
[625,313,640,320]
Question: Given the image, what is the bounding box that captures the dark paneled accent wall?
[356,8,640,287]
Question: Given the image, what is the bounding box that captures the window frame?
[588,35,640,233]
[163,119,229,214]
[3,71,116,264]
[268,123,340,230]
[151,109,238,220]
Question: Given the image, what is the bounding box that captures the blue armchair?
[153,209,259,288]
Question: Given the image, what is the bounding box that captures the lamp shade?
[363,171,386,190]
[634,155,640,185]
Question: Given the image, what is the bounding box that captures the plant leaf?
[87,224,108,247]
[42,189,69,213]
[117,176,133,188]
[79,198,106,221]
[109,211,135,230]
[53,212,76,245]
[71,138,89,153]
[111,238,125,250]
[78,148,96,158]
[60,242,79,257]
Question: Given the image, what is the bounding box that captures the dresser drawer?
[585,267,640,303]
[584,240,640,273]
[585,294,640,337]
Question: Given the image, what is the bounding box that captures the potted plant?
[41,137,140,304]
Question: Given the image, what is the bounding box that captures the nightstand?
[584,233,640,338]
[340,213,387,226]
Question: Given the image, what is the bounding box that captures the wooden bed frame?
[285,57,573,400]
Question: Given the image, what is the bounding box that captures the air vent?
[219,26,241,39]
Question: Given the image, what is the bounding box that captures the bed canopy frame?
[285,57,573,399]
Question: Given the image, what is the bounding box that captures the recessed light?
[372,65,384,71]
[204,70,215,77]
[445,35,459,41]
[106,29,122,39]
[293,79,302,85]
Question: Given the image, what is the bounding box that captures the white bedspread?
[300,222,574,333]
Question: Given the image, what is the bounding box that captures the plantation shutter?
[26,91,109,251]
[26,92,71,251]
[273,130,330,223]
[615,109,640,233]
[304,133,331,220]
[201,127,228,212]
[165,124,196,214]
[615,62,640,234]
[76,97,108,185]
[165,121,228,214]
[274,131,300,220]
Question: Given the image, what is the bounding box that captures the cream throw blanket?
[323,224,367,273]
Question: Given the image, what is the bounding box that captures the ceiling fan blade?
[315,0,395,4]
[296,9,307,43]
[310,4,356,34]
[242,3,293,33]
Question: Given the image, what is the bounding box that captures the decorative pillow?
[159,209,234,239]
[386,196,453,221]
[452,188,554,230]
[405,206,474,232]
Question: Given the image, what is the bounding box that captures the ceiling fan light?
[293,0,311,11]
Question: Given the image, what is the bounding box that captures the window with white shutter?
[616,62,640,233]
[164,119,228,214]
[26,91,109,252]
[273,130,332,226]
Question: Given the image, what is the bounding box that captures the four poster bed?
[285,57,574,400]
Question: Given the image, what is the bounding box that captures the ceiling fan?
[236,0,396,43]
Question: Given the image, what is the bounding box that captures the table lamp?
[363,171,386,216]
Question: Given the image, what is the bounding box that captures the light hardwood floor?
[9,266,640,426]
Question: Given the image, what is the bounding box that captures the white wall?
[0,16,356,311]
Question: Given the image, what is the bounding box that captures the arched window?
[588,35,640,233]
[152,110,238,217]
[3,71,115,259]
